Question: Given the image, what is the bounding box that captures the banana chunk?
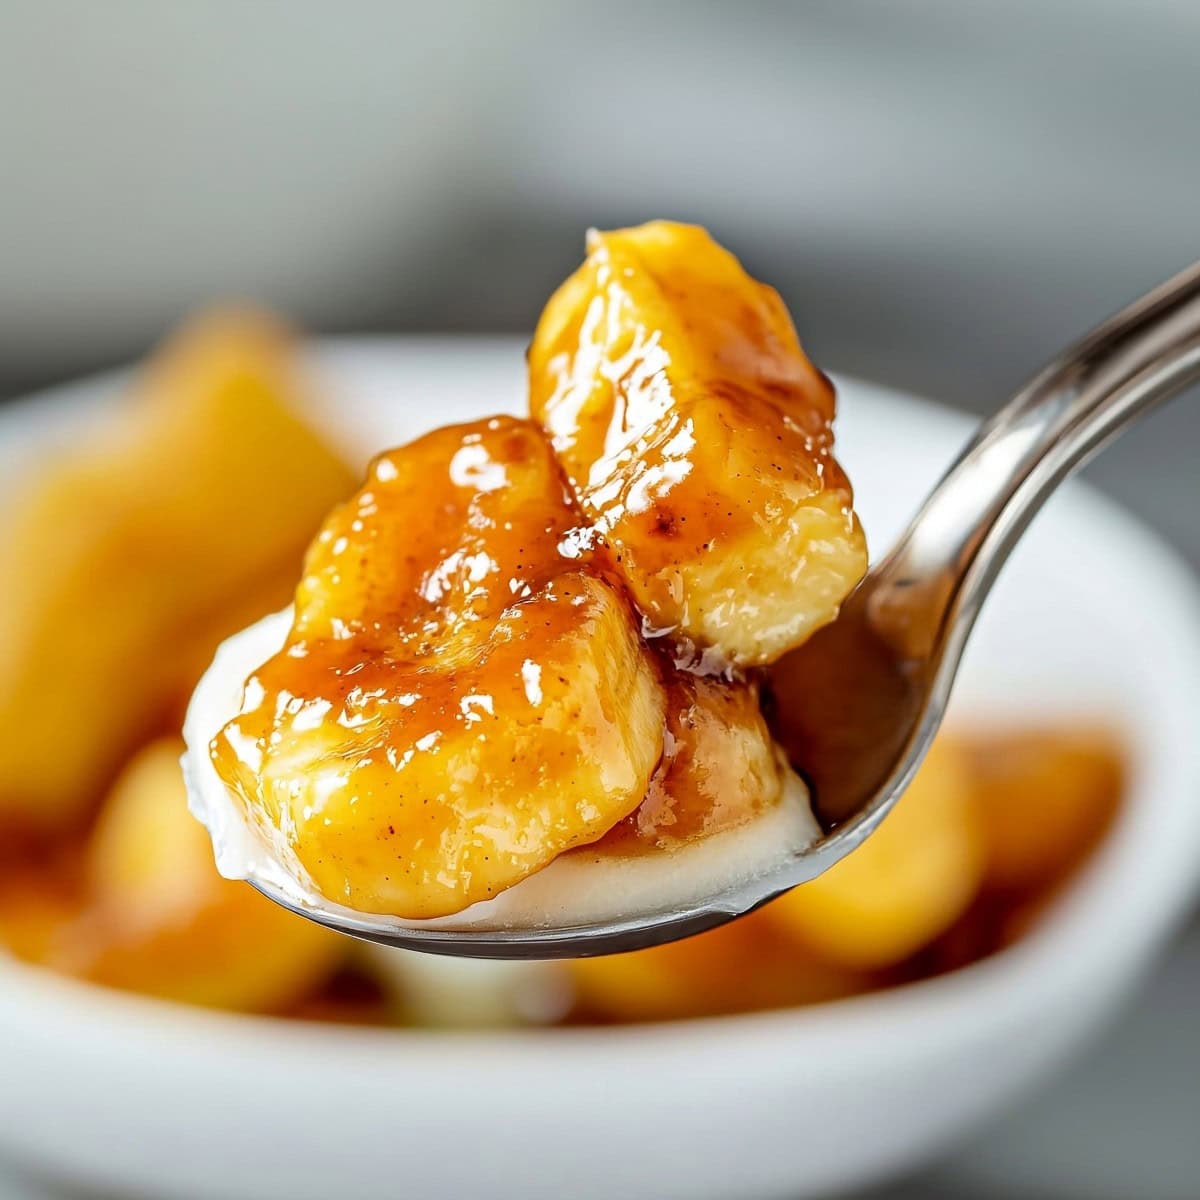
[600,673,786,853]
[57,739,343,1011]
[966,727,1124,892]
[529,221,867,667]
[0,310,354,835]
[567,907,869,1022]
[768,740,986,969]
[211,418,667,919]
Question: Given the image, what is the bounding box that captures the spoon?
[238,261,1200,959]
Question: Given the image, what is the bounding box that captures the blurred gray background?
[0,2,1196,1196]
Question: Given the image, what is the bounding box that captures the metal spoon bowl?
[219,261,1200,958]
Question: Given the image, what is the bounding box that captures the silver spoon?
[249,261,1200,959]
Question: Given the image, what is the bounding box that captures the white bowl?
[2,339,1198,1200]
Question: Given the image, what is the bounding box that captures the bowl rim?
[2,336,1199,1064]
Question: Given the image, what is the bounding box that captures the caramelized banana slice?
[568,907,870,1022]
[429,672,819,932]
[966,727,1124,892]
[0,310,354,835]
[55,740,343,1011]
[211,418,666,919]
[767,740,986,969]
[529,221,867,667]
[600,674,786,853]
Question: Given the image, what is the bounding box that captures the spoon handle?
[867,261,1200,661]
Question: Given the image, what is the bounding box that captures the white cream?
[182,609,821,933]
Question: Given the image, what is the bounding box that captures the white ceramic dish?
[1,338,1198,1200]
